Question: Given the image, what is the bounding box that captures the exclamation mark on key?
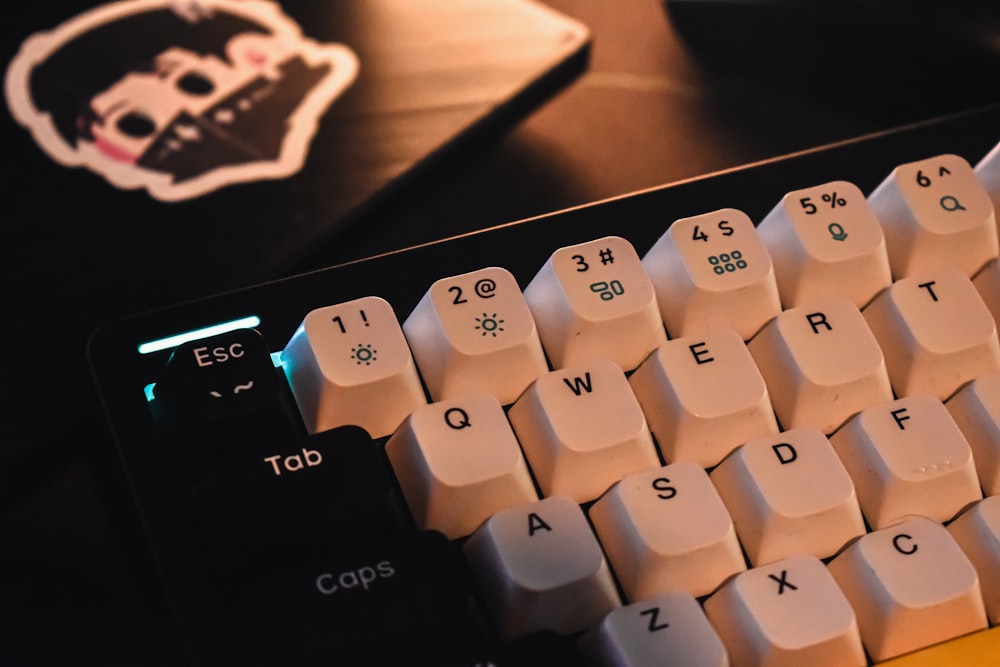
[361,310,369,326]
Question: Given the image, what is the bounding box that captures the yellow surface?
[879,626,1000,666]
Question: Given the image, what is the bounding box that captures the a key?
[748,296,892,434]
[385,392,538,539]
[862,267,1000,401]
[403,266,548,404]
[868,153,998,278]
[580,591,728,667]
[281,296,427,438]
[628,326,779,467]
[523,236,666,371]
[948,496,1000,625]
[829,394,982,530]
[589,461,746,600]
[642,208,781,339]
[463,495,621,639]
[710,427,865,567]
[507,358,660,503]
[704,554,866,667]
[757,180,892,309]
[190,426,410,575]
[828,516,987,662]
[947,370,1000,496]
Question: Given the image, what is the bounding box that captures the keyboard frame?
[88,103,1000,664]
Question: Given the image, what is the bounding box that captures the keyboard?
[88,103,1000,666]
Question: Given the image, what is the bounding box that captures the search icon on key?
[940,195,966,212]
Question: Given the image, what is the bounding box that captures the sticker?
[4,0,359,201]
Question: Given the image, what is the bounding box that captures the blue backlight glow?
[137,316,262,354]
[143,346,283,403]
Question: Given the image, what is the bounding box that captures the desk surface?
[3,1,999,663]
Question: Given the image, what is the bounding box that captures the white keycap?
[863,267,1000,401]
[704,554,866,667]
[947,371,1000,496]
[463,495,620,639]
[384,392,537,539]
[828,516,987,662]
[628,327,779,468]
[748,297,892,434]
[868,153,998,278]
[972,256,1000,323]
[642,208,781,339]
[829,394,982,530]
[402,266,547,404]
[948,496,1000,625]
[974,140,1000,224]
[282,296,427,438]
[710,428,865,567]
[523,236,666,371]
[589,462,746,600]
[758,180,892,309]
[581,592,729,667]
[507,359,660,503]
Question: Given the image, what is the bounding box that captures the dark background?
[3,0,1000,664]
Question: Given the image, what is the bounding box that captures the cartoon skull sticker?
[5,0,359,201]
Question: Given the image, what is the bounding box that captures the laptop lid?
[0,0,589,473]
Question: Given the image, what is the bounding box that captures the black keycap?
[150,328,304,476]
[154,328,283,423]
[228,531,490,666]
[444,632,586,667]
[191,425,413,575]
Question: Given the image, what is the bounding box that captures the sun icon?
[474,313,505,337]
[351,343,377,365]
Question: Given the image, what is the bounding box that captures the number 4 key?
[642,209,781,340]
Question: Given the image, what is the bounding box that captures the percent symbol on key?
[822,192,847,208]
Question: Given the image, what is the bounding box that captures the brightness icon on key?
[475,313,505,337]
[350,343,377,365]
